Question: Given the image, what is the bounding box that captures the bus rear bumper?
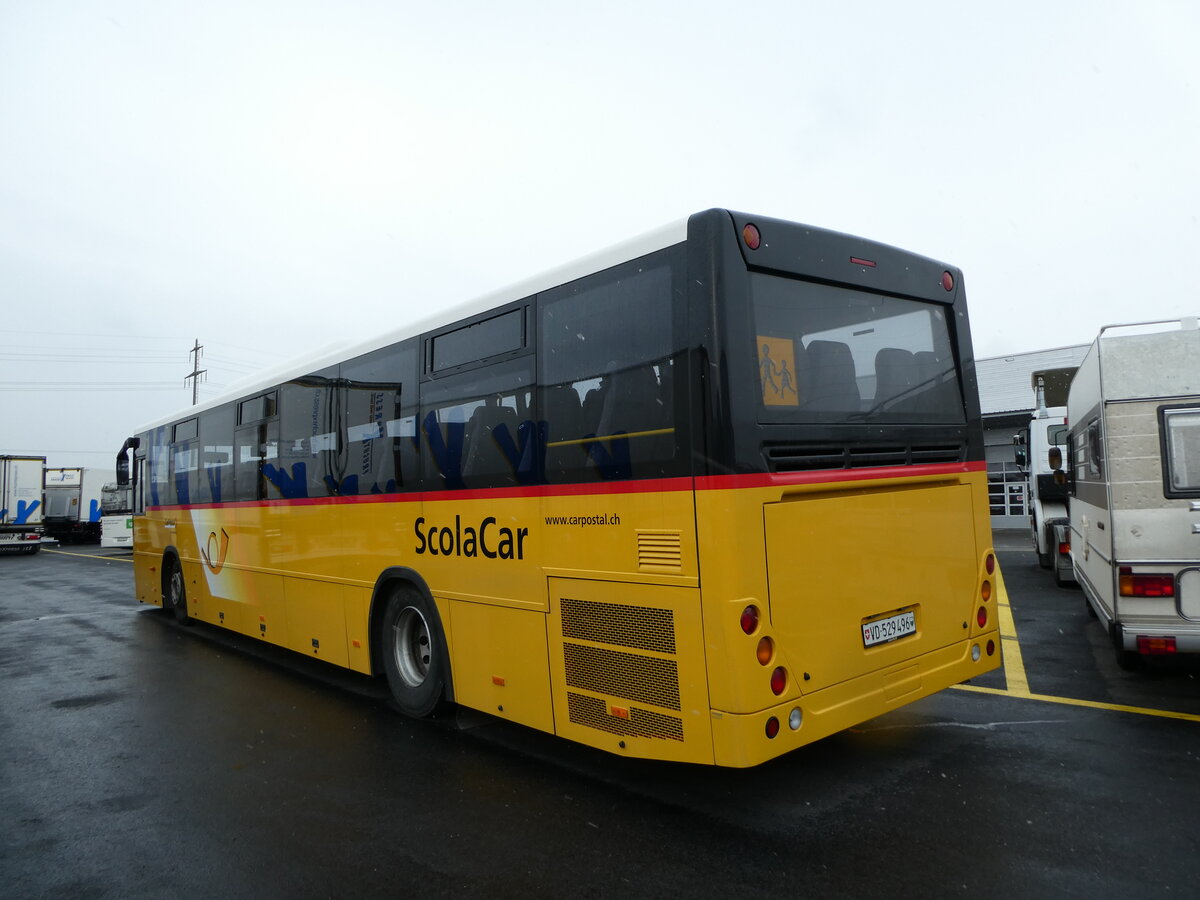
[709,633,1001,768]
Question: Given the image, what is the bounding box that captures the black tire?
[164,556,191,625]
[381,585,450,718]
[1036,526,1052,570]
[1113,626,1141,672]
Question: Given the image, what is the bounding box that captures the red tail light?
[985,553,995,575]
[740,605,760,634]
[765,716,780,739]
[742,224,761,250]
[1137,636,1177,655]
[977,606,988,628]
[1119,567,1175,597]
[770,667,787,695]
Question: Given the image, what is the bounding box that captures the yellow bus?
[117,209,1002,767]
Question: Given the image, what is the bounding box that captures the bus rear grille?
[764,442,964,472]
[566,692,684,741]
[563,642,681,711]
[560,597,676,654]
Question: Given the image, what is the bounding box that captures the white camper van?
[1067,318,1200,668]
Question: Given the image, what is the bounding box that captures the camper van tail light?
[1118,567,1175,597]
[1137,635,1177,655]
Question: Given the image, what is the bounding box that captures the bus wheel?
[165,557,191,625]
[382,586,449,718]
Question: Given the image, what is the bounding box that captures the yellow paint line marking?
[993,566,1030,694]
[953,683,1200,723]
[43,548,134,563]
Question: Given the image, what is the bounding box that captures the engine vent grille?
[567,692,684,741]
[560,597,676,654]
[563,642,681,711]
[764,442,965,473]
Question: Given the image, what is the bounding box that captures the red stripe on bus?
[693,460,986,491]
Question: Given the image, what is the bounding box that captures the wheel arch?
[367,566,455,704]
[159,545,182,600]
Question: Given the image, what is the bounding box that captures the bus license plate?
[862,610,916,647]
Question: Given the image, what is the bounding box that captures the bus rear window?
[750,273,965,424]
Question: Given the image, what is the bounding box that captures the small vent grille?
[764,442,964,472]
[637,530,683,571]
[561,597,676,654]
[567,692,684,741]
[563,642,681,710]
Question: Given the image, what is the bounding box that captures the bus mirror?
[1053,469,1067,486]
[1013,447,1027,469]
[1048,447,1062,470]
[116,436,139,487]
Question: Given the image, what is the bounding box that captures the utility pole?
[185,339,207,405]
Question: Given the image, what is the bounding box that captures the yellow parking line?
[994,566,1030,694]
[955,563,1198,723]
[43,548,133,563]
[954,683,1200,723]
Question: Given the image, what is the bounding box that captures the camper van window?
[1074,418,1105,482]
[1161,406,1200,496]
[1087,420,1105,480]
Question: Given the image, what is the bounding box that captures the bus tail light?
[756,636,774,665]
[985,553,995,575]
[765,716,780,738]
[977,606,987,628]
[770,667,787,695]
[1119,567,1175,597]
[981,580,992,602]
[742,223,761,250]
[1137,636,1177,655]
[942,271,955,291]
[740,605,760,635]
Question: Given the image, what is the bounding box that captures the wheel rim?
[169,567,183,609]
[393,606,431,687]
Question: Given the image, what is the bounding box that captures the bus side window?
[462,398,520,488]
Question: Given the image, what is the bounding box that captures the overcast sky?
[2,1,1198,470]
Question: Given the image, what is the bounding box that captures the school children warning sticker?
[757,335,800,407]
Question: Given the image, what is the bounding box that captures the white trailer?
[0,455,46,554]
[1013,368,1076,585]
[1068,318,1200,668]
[43,467,107,544]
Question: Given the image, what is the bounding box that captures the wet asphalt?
[2,542,1198,898]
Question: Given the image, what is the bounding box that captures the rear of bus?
[687,211,1000,766]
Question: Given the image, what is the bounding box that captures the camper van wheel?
[1112,627,1142,672]
[1037,526,1052,569]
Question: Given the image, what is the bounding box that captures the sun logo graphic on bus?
[201,528,230,574]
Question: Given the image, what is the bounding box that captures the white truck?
[43,467,108,544]
[1,455,46,554]
[1067,318,1200,669]
[1014,369,1076,586]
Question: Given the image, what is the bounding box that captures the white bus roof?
[136,218,689,433]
